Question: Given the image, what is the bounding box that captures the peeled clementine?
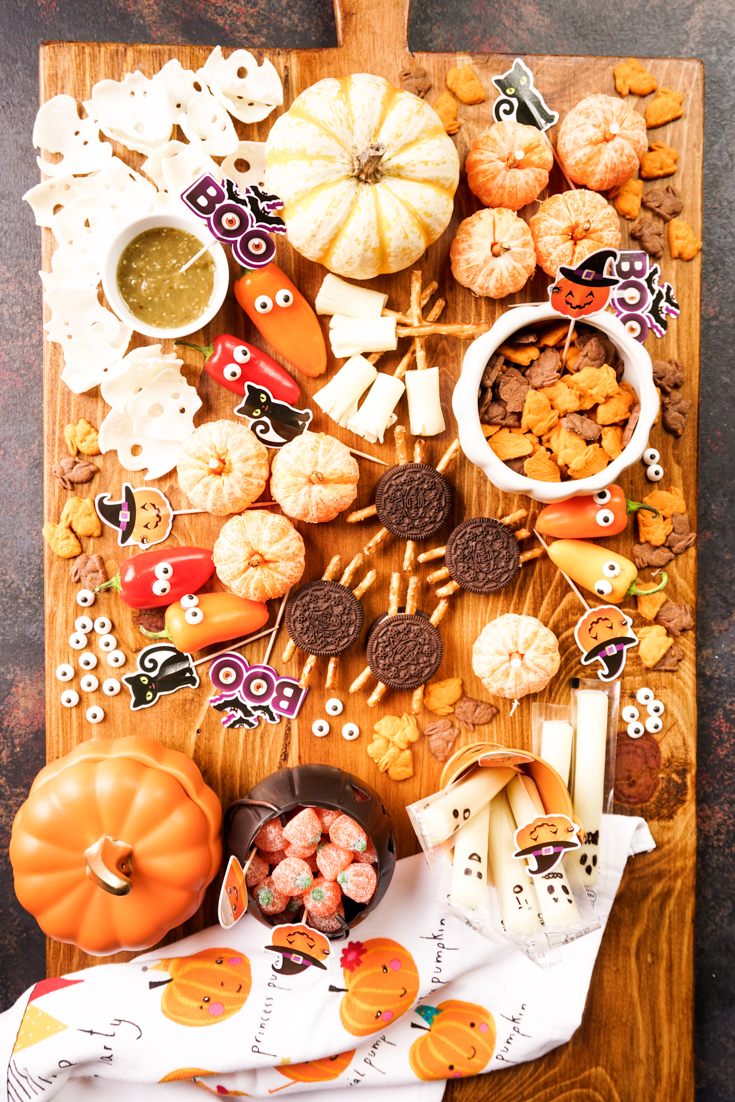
[557,93,647,191]
[529,189,621,277]
[450,208,536,298]
[465,121,554,210]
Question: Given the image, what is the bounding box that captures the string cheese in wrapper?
[571,688,609,887]
[414,766,515,846]
[449,800,491,910]
[488,792,541,937]
[540,719,574,787]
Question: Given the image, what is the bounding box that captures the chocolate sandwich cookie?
[375,463,452,541]
[286,580,364,657]
[445,517,520,594]
[366,614,443,691]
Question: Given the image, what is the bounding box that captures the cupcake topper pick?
[181,173,286,269]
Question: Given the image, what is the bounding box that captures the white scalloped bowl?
[452,303,659,504]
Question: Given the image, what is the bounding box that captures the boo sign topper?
[182,173,286,268]
[208,651,307,729]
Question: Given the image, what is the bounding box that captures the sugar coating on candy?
[284,841,318,859]
[314,807,342,831]
[329,814,367,853]
[245,854,270,887]
[255,876,290,915]
[271,857,314,896]
[316,842,353,880]
[337,863,377,903]
[254,819,287,852]
[353,838,378,865]
[258,848,287,867]
[303,876,342,917]
[308,899,345,933]
[282,807,322,849]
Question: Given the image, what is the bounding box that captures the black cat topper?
[492,59,558,131]
[235,382,313,448]
[122,643,199,710]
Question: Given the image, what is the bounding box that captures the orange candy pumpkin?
[276,1049,356,1085]
[557,94,647,191]
[213,510,305,602]
[409,1000,496,1081]
[450,208,536,298]
[335,938,420,1037]
[529,189,621,277]
[270,433,359,523]
[465,121,554,210]
[9,736,222,956]
[150,947,252,1027]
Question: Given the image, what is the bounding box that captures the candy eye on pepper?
[176,335,301,405]
[536,486,660,539]
[140,591,269,653]
[95,546,214,609]
[547,539,668,604]
[235,263,327,378]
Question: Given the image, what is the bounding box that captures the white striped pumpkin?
[265,73,459,280]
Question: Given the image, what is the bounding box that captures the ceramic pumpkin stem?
[85,835,133,897]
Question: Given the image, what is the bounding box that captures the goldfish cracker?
[255,876,290,915]
[303,877,342,916]
[308,898,345,933]
[245,853,270,887]
[329,814,368,853]
[272,857,314,896]
[282,807,322,849]
[337,863,377,903]
[284,841,318,859]
[353,837,378,865]
[313,808,342,831]
[601,425,624,460]
[316,842,353,880]
[254,819,287,852]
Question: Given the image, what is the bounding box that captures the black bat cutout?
[210,690,279,729]
[224,178,285,232]
[492,59,558,130]
[644,265,680,337]
[122,643,199,710]
[235,382,313,448]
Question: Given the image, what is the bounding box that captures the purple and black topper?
[209,652,307,729]
[182,174,286,269]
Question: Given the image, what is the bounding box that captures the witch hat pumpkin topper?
[95,483,173,549]
[548,247,622,320]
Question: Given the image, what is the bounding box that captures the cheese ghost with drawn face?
[449,802,491,911]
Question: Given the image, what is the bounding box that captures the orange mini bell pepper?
[235,263,327,377]
[141,592,269,653]
[537,486,660,539]
[547,539,668,604]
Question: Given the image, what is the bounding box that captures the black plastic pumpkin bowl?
[225,763,396,939]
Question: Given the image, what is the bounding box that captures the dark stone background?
[0,1,731,1097]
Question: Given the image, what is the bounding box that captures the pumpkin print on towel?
[159,1069,247,1095]
[329,939,420,1037]
[149,947,252,1026]
[409,1001,496,1081]
[273,1049,356,1090]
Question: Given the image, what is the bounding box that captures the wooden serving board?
[39,4,702,1099]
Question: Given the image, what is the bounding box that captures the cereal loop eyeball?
[177,420,269,516]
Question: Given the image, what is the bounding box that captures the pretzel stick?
[367,681,388,707]
[395,424,409,465]
[411,684,424,715]
[418,545,446,564]
[499,508,528,527]
[430,599,450,626]
[364,527,392,556]
[282,638,298,663]
[325,656,340,689]
[436,438,460,474]
[323,555,342,582]
[413,439,426,464]
[382,280,438,323]
[350,666,373,693]
[347,504,378,524]
[299,653,318,688]
[387,572,402,616]
[405,575,420,615]
[435,579,461,598]
[427,566,450,584]
[514,527,532,542]
[262,589,289,668]
[410,270,427,372]
[353,569,377,600]
[340,553,364,587]
[520,548,544,565]
[403,540,416,573]
[396,322,490,339]
[392,300,445,380]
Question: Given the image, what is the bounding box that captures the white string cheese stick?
[572,689,609,888]
[539,719,574,787]
[449,801,491,911]
[415,767,515,847]
[488,793,541,937]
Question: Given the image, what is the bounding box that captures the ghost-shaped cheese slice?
[199,46,283,124]
[127,367,202,443]
[89,71,172,154]
[221,142,267,190]
[33,95,112,177]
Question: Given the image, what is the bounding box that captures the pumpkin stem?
[85,835,133,896]
[248,553,264,569]
[309,471,325,484]
[209,456,226,475]
[328,985,348,993]
[509,652,523,669]
[570,220,592,242]
[352,143,386,185]
[491,241,512,257]
[506,149,525,169]
[603,122,621,140]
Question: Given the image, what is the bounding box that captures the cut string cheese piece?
[329,315,398,358]
[315,273,388,319]
[33,95,112,177]
[346,373,405,444]
[313,355,378,427]
[198,46,283,124]
[405,366,445,437]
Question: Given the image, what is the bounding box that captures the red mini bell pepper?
[140,592,269,653]
[95,546,214,609]
[176,335,301,405]
[536,485,660,539]
[235,263,327,378]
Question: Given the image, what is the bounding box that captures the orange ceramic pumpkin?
[450,208,536,298]
[9,736,222,955]
[409,1000,496,1081]
[335,938,420,1037]
[149,947,252,1027]
[275,1049,356,1085]
[213,510,306,601]
[557,94,647,191]
[465,121,554,210]
[270,433,360,523]
[529,189,621,277]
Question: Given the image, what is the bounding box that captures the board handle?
[332,0,411,56]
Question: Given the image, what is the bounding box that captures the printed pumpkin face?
[276,1049,356,1085]
[150,948,252,1027]
[409,1001,496,1081]
[549,275,610,318]
[333,939,420,1037]
[513,814,581,875]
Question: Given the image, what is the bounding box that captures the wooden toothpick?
[533,529,590,610]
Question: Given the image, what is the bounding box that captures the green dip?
[117,227,215,329]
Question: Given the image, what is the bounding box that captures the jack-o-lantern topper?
[548,248,621,320]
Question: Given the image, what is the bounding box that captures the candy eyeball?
[55,663,74,682]
[648,699,665,717]
[636,686,655,705]
[325,698,343,716]
[595,509,615,527]
[93,617,113,635]
[60,689,79,708]
[646,464,664,482]
[232,345,251,364]
[602,560,622,578]
[180,593,199,609]
[223,363,242,381]
[152,579,170,596]
[76,588,95,607]
[593,489,612,505]
[643,448,660,466]
[69,631,87,650]
[102,678,121,696]
[184,606,204,625]
[622,704,640,723]
[341,722,360,741]
[254,294,273,314]
[107,649,126,668]
[594,579,613,596]
[79,651,98,671]
[154,562,173,580]
[645,715,663,734]
[627,720,645,739]
[75,615,93,634]
[86,705,105,724]
[99,634,117,652]
[312,719,330,737]
[80,673,99,693]
[275,289,294,308]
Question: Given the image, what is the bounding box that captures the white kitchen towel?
[1,814,653,1102]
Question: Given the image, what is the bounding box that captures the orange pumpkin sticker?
[329,939,420,1037]
[149,948,252,1027]
[273,1049,356,1090]
[409,1000,496,1081]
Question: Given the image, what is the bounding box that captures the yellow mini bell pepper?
[547,539,668,605]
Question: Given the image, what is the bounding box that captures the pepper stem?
[140,626,172,641]
[626,499,660,518]
[94,575,121,594]
[627,572,669,597]
[176,340,214,360]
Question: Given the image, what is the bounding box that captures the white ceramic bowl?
[452,303,659,504]
[101,212,229,339]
